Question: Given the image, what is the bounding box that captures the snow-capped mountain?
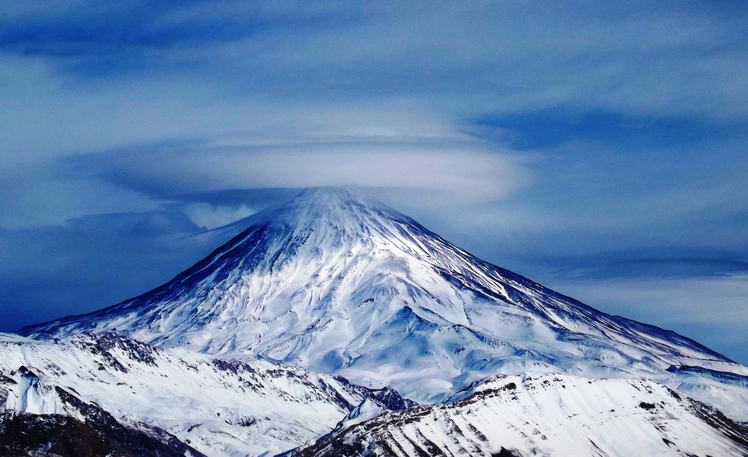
[0,332,412,456]
[291,373,748,457]
[20,188,748,415]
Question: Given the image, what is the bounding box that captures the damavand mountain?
[16,188,746,404]
[4,187,748,456]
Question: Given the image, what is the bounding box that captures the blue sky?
[1,1,747,363]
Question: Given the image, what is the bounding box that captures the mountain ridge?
[290,373,748,457]
[0,331,413,456]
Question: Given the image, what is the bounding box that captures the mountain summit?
[21,188,748,405]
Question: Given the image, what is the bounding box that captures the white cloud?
[183,203,256,230]
[83,139,533,211]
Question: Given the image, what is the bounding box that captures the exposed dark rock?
[333,376,418,412]
[212,358,256,375]
[0,374,17,385]
[0,410,205,457]
[368,386,418,411]
[16,366,40,379]
[667,365,748,386]
[686,398,748,449]
[0,385,205,457]
[70,333,160,374]
[492,448,523,457]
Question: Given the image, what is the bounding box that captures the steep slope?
[20,188,748,411]
[291,373,748,457]
[0,332,412,457]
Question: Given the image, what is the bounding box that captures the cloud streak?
[2,2,747,116]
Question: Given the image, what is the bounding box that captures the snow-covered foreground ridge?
[21,188,748,411]
[291,373,748,457]
[0,332,412,457]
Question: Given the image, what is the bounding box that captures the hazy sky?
[1,1,747,363]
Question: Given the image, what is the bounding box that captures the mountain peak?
[259,187,405,230]
[236,187,424,262]
[292,186,365,204]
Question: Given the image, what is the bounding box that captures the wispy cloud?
[548,273,748,363]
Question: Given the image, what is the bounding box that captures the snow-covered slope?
[291,373,748,457]
[20,188,748,412]
[0,332,412,457]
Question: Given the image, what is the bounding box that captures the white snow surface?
[300,373,748,457]
[20,188,748,416]
[0,332,383,457]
